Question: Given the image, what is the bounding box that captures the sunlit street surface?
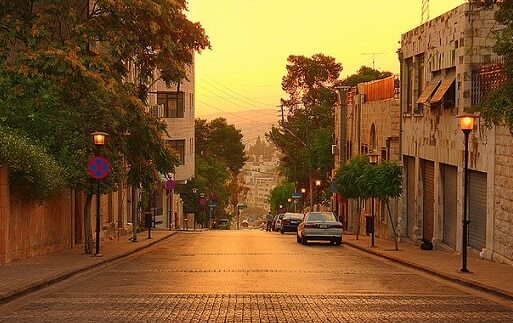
[1,230,512,322]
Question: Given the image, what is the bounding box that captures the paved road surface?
[1,230,512,322]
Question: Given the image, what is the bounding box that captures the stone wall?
[7,189,73,263]
[493,126,513,264]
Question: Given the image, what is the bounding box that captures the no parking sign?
[87,157,111,179]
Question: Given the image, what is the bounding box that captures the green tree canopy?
[339,66,393,87]
[470,1,513,130]
[193,118,247,219]
[269,182,295,214]
[0,0,210,253]
[268,54,342,197]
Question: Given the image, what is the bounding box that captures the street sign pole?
[87,155,111,257]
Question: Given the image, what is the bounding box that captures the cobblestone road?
[1,230,513,322]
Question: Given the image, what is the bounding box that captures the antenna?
[362,52,384,70]
[421,0,430,24]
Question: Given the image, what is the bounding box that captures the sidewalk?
[0,230,177,304]
[343,233,513,299]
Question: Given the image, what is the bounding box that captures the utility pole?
[362,52,384,70]
[421,0,430,24]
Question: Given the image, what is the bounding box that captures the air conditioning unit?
[149,104,164,118]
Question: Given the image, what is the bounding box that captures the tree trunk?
[83,192,93,254]
[385,199,399,251]
[355,197,361,240]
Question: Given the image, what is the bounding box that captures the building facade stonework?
[334,76,401,238]
[399,3,513,264]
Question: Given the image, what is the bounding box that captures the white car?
[297,212,343,246]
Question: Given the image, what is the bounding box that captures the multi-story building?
[147,63,196,230]
[241,158,280,212]
[333,76,401,237]
[399,3,513,264]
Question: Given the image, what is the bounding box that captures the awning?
[430,71,456,103]
[416,74,442,104]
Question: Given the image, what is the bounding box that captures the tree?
[359,162,403,250]
[269,182,295,214]
[194,118,247,222]
[281,53,342,108]
[334,155,370,239]
[0,1,210,253]
[374,162,403,251]
[469,1,513,130]
[268,54,342,204]
[339,66,393,87]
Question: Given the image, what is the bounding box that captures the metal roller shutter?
[423,160,434,241]
[469,171,487,251]
[442,165,457,249]
[406,156,416,239]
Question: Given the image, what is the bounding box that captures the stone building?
[334,76,401,238]
[398,3,513,264]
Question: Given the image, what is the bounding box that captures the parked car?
[273,213,285,231]
[280,212,304,234]
[217,219,230,230]
[297,212,343,245]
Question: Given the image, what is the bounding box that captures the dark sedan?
[280,212,304,234]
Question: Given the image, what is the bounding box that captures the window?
[360,144,369,155]
[157,91,185,118]
[370,124,377,151]
[415,54,425,114]
[406,58,413,114]
[167,139,185,164]
[381,148,387,162]
[346,140,352,159]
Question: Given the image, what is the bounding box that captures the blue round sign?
[87,157,111,179]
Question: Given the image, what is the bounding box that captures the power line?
[196,83,274,117]
[198,76,276,107]
[195,99,263,123]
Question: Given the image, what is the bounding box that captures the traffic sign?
[87,157,110,179]
[165,179,176,190]
[292,192,302,199]
[208,201,217,208]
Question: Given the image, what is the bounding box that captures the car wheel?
[280,230,284,234]
[335,238,342,246]
[296,235,301,243]
[301,235,307,245]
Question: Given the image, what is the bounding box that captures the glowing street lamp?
[315,180,322,211]
[91,131,108,256]
[456,113,478,273]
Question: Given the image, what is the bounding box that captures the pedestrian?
[266,212,273,232]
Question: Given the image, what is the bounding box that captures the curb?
[0,231,178,304]
[343,240,513,301]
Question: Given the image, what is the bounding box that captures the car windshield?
[306,212,336,222]
[284,213,304,220]
[219,220,229,224]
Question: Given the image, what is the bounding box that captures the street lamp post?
[367,151,379,248]
[315,180,321,211]
[457,113,477,273]
[287,198,292,212]
[92,131,108,256]
[300,188,306,212]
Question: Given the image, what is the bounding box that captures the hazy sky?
[188,0,466,117]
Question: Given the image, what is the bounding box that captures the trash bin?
[144,212,153,228]
[365,215,374,234]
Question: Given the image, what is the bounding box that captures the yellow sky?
[188,0,466,117]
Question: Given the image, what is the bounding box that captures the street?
[1,230,513,322]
